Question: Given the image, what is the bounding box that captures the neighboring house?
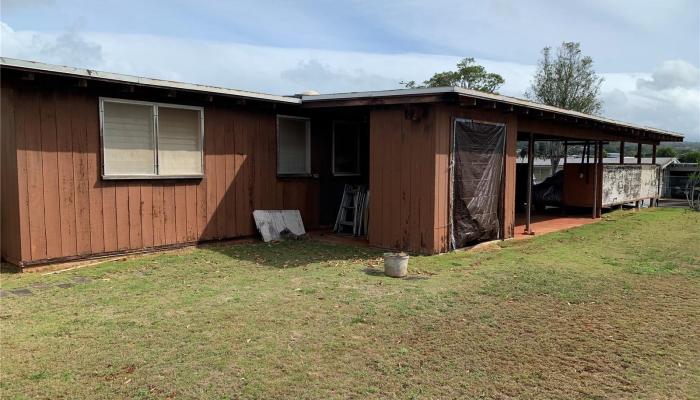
[662,162,700,198]
[0,58,684,268]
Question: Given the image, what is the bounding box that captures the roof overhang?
[302,87,685,143]
[0,57,301,105]
[0,58,685,142]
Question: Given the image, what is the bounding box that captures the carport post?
[597,141,603,218]
[592,141,599,219]
[636,143,642,208]
[525,133,534,235]
[619,141,625,164]
[652,144,657,207]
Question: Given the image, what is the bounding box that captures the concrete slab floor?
[514,211,599,240]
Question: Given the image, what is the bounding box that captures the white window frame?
[276,115,311,176]
[332,120,361,176]
[99,97,204,179]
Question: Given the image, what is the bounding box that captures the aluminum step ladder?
[334,184,367,236]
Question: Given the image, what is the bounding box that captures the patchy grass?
[1,208,699,399]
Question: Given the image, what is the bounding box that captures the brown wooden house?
[0,58,684,268]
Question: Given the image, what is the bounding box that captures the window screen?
[158,107,202,176]
[277,116,310,175]
[100,98,203,178]
[102,101,155,176]
[333,121,360,176]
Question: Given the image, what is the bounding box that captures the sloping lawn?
[1,208,699,399]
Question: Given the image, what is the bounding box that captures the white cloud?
[601,61,700,140]
[1,22,698,141]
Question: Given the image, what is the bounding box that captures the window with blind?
[277,115,311,175]
[100,98,203,178]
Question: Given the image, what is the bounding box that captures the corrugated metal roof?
[0,57,301,104]
[302,87,685,140]
[0,57,686,141]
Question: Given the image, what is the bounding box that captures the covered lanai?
[301,87,684,251]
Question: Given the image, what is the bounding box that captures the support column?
[635,143,642,209]
[592,141,599,219]
[619,141,625,164]
[637,143,642,164]
[525,133,534,235]
[563,140,568,166]
[597,141,603,218]
[652,144,658,207]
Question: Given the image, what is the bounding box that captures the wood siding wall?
[1,80,319,266]
[368,107,437,254]
[1,82,22,264]
[433,104,518,252]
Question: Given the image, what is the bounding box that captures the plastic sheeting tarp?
[451,119,505,249]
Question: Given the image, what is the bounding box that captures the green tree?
[401,58,504,94]
[656,147,678,158]
[679,151,700,164]
[526,42,604,175]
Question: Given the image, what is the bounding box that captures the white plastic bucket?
[383,252,409,278]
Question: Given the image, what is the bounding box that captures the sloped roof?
[0,57,685,142]
[0,57,301,104]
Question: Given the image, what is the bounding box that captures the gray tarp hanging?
[451,119,505,249]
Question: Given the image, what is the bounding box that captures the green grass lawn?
[1,208,699,399]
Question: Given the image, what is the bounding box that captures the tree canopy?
[679,151,700,164]
[401,58,504,94]
[656,147,679,158]
[526,42,604,174]
[526,42,604,114]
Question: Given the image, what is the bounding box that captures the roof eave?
[0,57,301,105]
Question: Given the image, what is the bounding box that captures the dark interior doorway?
[313,112,370,228]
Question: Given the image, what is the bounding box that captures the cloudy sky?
[1,0,699,141]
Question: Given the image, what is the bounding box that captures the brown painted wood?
[502,115,518,239]
[85,94,107,254]
[115,186,130,250]
[55,92,78,256]
[13,89,31,262]
[196,170,208,240]
[70,92,92,254]
[21,87,48,261]
[233,109,249,236]
[163,185,176,245]
[224,111,236,237]
[39,91,63,259]
[128,185,143,249]
[185,184,197,242]
[152,185,165,246]
[0,83,22,262]
[3,78,325,265]
[214,108,227,239]
[174,183,188,243]
[141,183,154,248]
[203,106,217,240]
[101,183,118,252]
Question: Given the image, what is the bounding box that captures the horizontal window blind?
[102,101,155,175]
[100,98,204,178]
[158,107,202,176]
